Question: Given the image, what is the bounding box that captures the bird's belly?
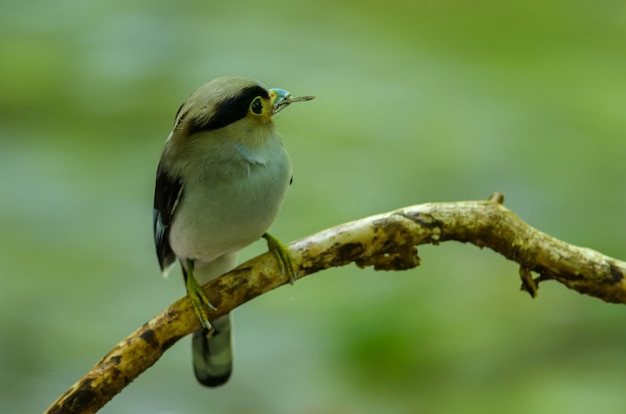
[169,167,289,264]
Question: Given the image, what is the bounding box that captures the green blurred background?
[2,0,626,413]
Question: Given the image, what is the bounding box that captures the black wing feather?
[153,161,183,272]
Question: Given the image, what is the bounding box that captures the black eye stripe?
[189,85,269,133]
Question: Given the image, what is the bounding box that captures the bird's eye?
[250,96,264,115]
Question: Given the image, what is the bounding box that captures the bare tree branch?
[46,195,626,413]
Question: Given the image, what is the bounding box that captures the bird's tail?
[192,314,233,386]
[188,253,237,387]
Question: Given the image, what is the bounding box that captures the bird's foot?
[262,233,297,285]
[185,260,217,335]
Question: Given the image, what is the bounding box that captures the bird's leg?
[184,259,217,336]
[262,233,297,285]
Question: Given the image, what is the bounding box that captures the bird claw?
[185,260,216,335]
[262,233,297,285]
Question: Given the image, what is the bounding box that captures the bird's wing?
[153,161,183,273]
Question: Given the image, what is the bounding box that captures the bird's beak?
[270,88,315,115]
[270,88,292,115]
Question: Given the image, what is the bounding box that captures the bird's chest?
[169,155,291,262]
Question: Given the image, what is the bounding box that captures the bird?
[152,76,313,386]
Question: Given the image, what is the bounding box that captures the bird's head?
[163,77,313,163]
[173,77,310,138]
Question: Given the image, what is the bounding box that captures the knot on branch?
[356,245,421,271]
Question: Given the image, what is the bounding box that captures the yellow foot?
[185,259,216,335]
[262,233,297,285]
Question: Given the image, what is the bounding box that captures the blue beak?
[270,88,292,113]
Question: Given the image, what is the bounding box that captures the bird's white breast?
[168,132,292,268]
